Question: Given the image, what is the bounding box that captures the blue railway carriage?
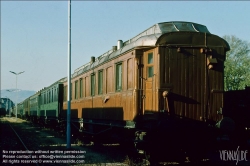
[29,91,41,123]
[39,77,65,126]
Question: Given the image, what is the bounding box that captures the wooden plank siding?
[158,46,224,122]
[142,48,159,115]
[62,51,137,121]
[60,26,229,125]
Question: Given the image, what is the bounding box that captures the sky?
[1,1,250,93]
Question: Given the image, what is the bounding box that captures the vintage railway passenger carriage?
[14,21,250,163]
[39,78,64,125]
[15,21,250,161]
[29,91,40,123]
[62,21,230,138]
[22,97,30,120]
[17,21,233,162]
[17,102,24,118]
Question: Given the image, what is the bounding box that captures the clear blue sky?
[1,1,250,92]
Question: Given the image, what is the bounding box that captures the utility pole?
[67,0,72,149]
[9,71,24,119]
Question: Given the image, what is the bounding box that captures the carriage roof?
[71,21,227,79]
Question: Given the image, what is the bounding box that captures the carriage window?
[85,77,88,96]
[98,70,103,95]
[75,80,78,99]
[148,53,153,64]
[127,58,133,89]
[91,74,95,96]
[116,63,122,91]
[55,88,57,101]
[53,88,55,102]
[43,93,45,104]
[80,78,83,98]
[48,91,50,103]
[147,52,154,77]
[52,89,53,102]
[148,66,154,77]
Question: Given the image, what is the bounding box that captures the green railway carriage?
[39,77,65,125]
[17,102,24,118]
[29,91,41,123]
[23,97,30,120]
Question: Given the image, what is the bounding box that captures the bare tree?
[223,35,250,90]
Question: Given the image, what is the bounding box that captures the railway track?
[0,117,27,150]
[0,117,130,165]
[8,123,30,151]
[1,117,40,166]
[4,117,248,165]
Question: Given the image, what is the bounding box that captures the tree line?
[223,35,250,91]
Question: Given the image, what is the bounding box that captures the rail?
[8,123,39,166]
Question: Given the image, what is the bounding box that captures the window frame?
[79,78,83,98]
[98,70,103,95]
[75,80,78,99]
[147,52,154,78]
[116,63,123,91]
[91,73,96,96]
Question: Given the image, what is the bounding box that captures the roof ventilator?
[90,56,95,63]
[112,46,117,51]
[117,40,123,50]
